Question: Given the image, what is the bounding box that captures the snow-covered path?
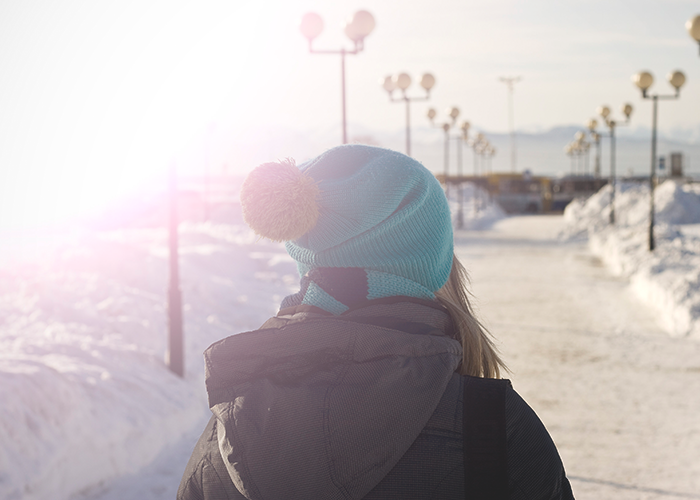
[457,215,700,499]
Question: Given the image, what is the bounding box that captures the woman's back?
[179,299,572,499]
[178,144,574,499]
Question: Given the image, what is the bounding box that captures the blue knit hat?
[240,145,453,308]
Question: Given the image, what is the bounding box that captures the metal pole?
[204,149,209,222]
[499,77,521,172]
[341,49,347,144]
[473,147,478,215]
[609,125,616,224]
[457,137,463,228]
[595,136,601,177]
[405,97,411,156]
[649,96,658,251]
[167,164,184,377]
[443,129,450,196]
[477,151,482,211]
[579,151,583,175]
[509,88,515,172]
[569,153,574,174]
[577,151,582,175]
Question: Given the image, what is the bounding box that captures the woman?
[178,145,574,500]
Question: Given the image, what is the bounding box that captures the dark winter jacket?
[178,298,574,500]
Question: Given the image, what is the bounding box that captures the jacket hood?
[203,299,462,500]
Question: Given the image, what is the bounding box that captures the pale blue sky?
[0,0,698,227]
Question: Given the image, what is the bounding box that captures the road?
[457,215,700,499]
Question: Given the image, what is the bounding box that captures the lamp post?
[632,70,686,251]
[564,144,575,173]
[499,76,522,172]
[475,138,492,174]
[381,73,435,156]
[300,10,375,145]
[687,15,700,55]
[454,121,470,227]
[564,140,585,175]
[573,131,590,175]
[166,163,184,377]
[590,103,633,224]
[483,145,496,174]
[468,133,486,176]
[587,119,602,177]
[428,107,472,225]
[427,106,460,185]
[469,133,492,215]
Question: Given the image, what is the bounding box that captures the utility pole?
[499,76,522,172]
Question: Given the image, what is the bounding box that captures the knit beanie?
[240,144,454,310]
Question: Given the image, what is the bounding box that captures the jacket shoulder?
[363,374,574,499]
[505,388,575,499]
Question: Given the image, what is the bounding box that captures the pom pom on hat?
[240,159,320,242]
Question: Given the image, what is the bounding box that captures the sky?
[0,0,699,228]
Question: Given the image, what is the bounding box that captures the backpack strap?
[463,376,511,500]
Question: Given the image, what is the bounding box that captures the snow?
[459,215,700,499]
[448,183,508,230]
[2,179,699,499]
[0,220,298,500]
[561,179,700,339]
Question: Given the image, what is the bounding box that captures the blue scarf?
[281,267,436,315]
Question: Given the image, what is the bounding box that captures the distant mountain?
[175,122,700,180]
[361,124,700,178]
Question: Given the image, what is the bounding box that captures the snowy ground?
[0,221,298,500]
[459,215,700,499]
[561,179,700,339]
[2,181,700,499]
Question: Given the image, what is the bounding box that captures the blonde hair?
[435,255,507,378]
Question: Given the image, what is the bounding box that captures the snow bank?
[562,180,700,339]
[448,183,506,230]
[0,219,297,500]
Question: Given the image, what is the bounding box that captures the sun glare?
[0,0,306,231]
[3,0,698,232]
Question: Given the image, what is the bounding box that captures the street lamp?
[300,10,376,144]
[455,120,470,227]
[468,133,494,216]
[632,69,686,251]
[381,73,435,156]
[573,131,590,175]
[687,15,700,55]
[564,144,575,172]
[428,107,473,226]
[469,133,489,176]
[564,144,576,173]
[456,120,470,179]
[499,76,522,172]
[587,119,601,177]
[564,138,588,175]
[427,106,460,186]
[590,102,633,224]
[483,145,496,174]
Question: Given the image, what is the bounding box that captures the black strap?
[463,376,510,500]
